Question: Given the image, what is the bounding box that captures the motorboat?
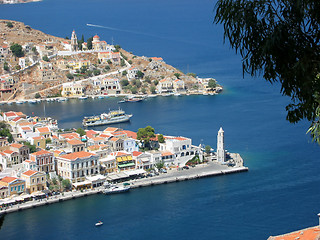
[102,184,130,194]
[95,221,103,226]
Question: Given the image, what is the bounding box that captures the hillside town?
[0,20,222,102]
[0,110,243,205]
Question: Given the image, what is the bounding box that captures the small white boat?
[147,94,157,98]
[28,100,37,104]
[78,96,88,100]
[103,184,130,194]
[15,101,23,104]
[95,221,103,226]
[98,96,104,99]
[174,93,181,96]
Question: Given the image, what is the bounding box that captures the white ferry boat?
[82,109,132,127]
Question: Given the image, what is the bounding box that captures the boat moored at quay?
[82,109,133,127]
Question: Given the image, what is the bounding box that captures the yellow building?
[61,82,85,97]
[21,170,47,194]
[0,176,25,196]
[116,153,135,171]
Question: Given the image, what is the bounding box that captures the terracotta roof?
[151,57,163,61]
[93,35,100,39]
[4,112,16,117]
[36,127,50,133]
[61,151,95,161]
[86,130,98,138]
[22,126,32,131]
[110,137,119,142]
[174,137,188,141]
[12,117,21,122]
[110,151,128,157]
[161,151,173,156]
[3,150,14,154]
[32,136,45,140]
[122,130,137,139]
[60,133,80,140]
[67,139,84,145]
[268,226,320,240]
[22,170,39,176]
[132,151,142,157]
[0,176,18,183]
[30,150,51,156]
[18,122,33,126]
[10,143,23,148]
[104,127,118,133]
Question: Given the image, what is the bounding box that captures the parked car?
[160,168,167,173]
[182,165,189,170]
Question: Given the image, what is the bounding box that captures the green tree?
[137,126,156,149]
[214,0,320,142]
[155,161,165,170]
[174,73,181,79]
[205,145,211,155]
[23,142,36,153]
[122,70,127,76]
[62,179,72,191]
[0,122,13,143]
[158,134,165,143]
[208,79,217,89]
[31,47,38,55]
[131,86,138,94]
[150,86,156,94]
[128,60,132,64]
[66,73,74,80]
[42,55,49,62]
[137,70,144,79]
[120,59,126,67]
[107,59,112,65]
[76,128,86,136]
[46,138,52,144]
[187,73,197,78]
[10,43,24,58]
[6,22,13,28]
[80,66,87,74]
[120,79,129,87]
[87,36,93,50]
[141,88,146,94]
[3,62,9,71]
[114,45,121,52]
[153,80,159,86]
[93,69,101,76]
[105,65,110,71]
[35,93,41,99]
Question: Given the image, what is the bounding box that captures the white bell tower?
[217,127,226,163]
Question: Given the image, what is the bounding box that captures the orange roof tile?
[22,170,38,176]
[30,150,51,156]
[132,151,142,157]
[3,150,14,154]
[32,136,45,140]
[10,143,23,148]
[104,127,118,133]
[110,137,119,142]
[161,151,173,156]
[122,130,137,139]
[0,176,18,183]
[269,226,320,240]
[36,127,50,133]
[61,151,95,161]
[174,137,188,141]
[67,139,84,145]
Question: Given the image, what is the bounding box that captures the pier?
[0,160,248,215]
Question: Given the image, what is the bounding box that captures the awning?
[1,199,15,205]
[32,191,46,197]
[123,169,146,176]
[106,172,129,181]
[72,180,91,188]
[118,162,135,168]
[86,175,106,182]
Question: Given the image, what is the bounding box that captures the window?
[22,185,24,190]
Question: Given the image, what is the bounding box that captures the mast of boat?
[43,103,46,118]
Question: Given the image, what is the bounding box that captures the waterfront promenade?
[0,160,248,215]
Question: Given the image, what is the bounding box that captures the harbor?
[0,160,248,215]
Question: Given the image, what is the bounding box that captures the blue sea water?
[1,0,320,239]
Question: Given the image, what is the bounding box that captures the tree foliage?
[137,126,156,142]
[76,128,86,137]
[208,79,217,89]
[10,43,24,58]
[87,36,93,50]
[0,122,13,143]
[214,0,320,142]
[158,134,165,143]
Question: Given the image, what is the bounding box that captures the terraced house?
[56,151,99,183]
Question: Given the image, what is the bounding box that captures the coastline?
[0,161,248,215]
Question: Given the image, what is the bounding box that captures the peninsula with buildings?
[0,110,247,213]
[0,20,222,102]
